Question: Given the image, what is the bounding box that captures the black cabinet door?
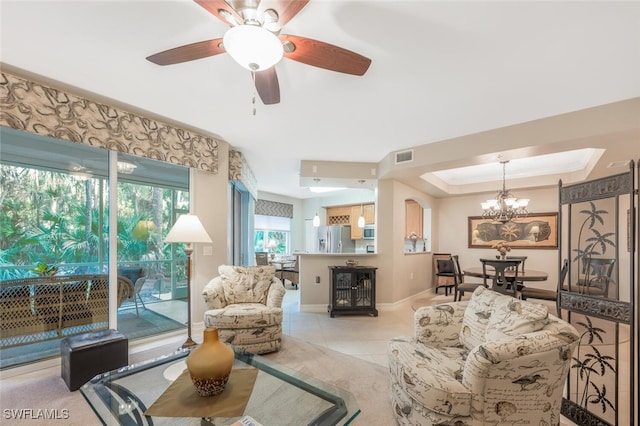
[329,267,377,317]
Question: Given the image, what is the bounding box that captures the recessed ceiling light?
[309,187,347,193]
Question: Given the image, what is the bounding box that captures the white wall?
[191,143,230,326]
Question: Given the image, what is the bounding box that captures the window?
[254,214,290,254]
[0,128,190,367]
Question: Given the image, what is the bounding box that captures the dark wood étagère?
[328,266,378,317]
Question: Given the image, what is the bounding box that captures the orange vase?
[186,327,235,397]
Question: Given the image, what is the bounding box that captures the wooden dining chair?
[452,255,486,301]
[504,255,528,292]
[521,258,568,318]
[433,253,456,296]
[279,255,300,289]
[563,257,615,297]
[480,258,522,297]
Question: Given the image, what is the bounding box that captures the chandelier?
[481,160,529,223]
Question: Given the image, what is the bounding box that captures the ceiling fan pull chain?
[251,71,257,116]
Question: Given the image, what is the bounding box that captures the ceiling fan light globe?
[223,25,283,71]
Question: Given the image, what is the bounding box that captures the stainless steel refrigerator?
[316,225,355,253]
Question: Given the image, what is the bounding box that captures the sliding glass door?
[0,128,190,368]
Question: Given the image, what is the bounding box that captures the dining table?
[463,266,548,282]
[269,257,295,268]
[463,265,549,297]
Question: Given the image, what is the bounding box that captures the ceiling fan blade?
[280,35,371,76]
[254,68,280,105]
[194,0,242,26]
[146,38,225,65]
[258,0,310,30]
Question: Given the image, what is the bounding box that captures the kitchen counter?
[299,252,377,256]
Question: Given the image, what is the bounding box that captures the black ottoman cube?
[61,329,128,391]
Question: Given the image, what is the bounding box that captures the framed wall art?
[468,212,558,249]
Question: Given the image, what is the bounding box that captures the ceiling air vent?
[607,160,629,168]
[395,149,414,164]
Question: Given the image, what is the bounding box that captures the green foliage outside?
[254,230,287,254]
[0,165,187,281]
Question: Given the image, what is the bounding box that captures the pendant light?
[357,180,365,228]
[481,160,530,223]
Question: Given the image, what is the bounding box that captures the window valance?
[229,150,258,199]
[255,199,293,218]
[0,72,219,174]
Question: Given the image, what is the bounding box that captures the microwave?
[363,225,375,240]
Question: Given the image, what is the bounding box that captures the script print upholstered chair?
[388,286,579,426]
[202,265,285,354]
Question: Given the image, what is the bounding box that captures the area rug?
[410,293,454,311]
[0,336,393,426]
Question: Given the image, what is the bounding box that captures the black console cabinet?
[329,266,378,317]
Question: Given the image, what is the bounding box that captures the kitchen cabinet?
[327,203,375,240]
[405,200,423,239]
[326,206,351,225]
[363,203,375,224]
[328,266,378,317]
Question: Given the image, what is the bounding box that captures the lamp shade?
[165,214,212,244]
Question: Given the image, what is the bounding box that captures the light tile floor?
[280,288,415,367]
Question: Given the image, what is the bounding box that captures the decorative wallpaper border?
[0,72,218,173]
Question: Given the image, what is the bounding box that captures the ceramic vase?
[186,327,234,397]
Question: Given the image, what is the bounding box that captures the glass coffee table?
[80,347,359,425]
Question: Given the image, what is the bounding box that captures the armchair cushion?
[484,295,548,342]
[459,286,503,350]
[414,302,467,348]
[218,265,275,305]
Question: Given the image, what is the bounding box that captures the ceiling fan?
[146,0,372,105]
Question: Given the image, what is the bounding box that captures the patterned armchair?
[388,286,579,425]
[202,265,285,354]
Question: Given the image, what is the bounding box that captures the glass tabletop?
[80,347,359,426]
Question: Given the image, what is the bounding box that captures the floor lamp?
[165,214,212,348]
